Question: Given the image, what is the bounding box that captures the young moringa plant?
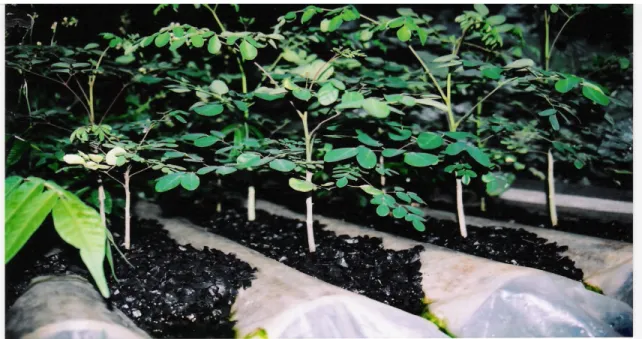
[132,4,284,221]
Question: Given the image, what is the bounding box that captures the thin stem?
[549,14,576,63]
[16,67,91,116]
[452,27,469,56]
[446,73,456,132]
[544,10,550,70]
[408,45,448,103]
[99,83,130,125]
[455,78,517,128]
[309,111,341,139]
[203,4,226,32]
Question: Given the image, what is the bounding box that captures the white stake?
[306,171,316,253]
[548,149,558,226]
[248,185,256,221]
[456,178,467,238]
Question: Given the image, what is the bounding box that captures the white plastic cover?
[136,201,448,338]
[253,199,633,337]
[422,207,633,306]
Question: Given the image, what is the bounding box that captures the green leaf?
[336,177,348,188]
[293,88,312,101]
[237,152,262,168]
[574,159,585,169]
[538,108,557,116]
[180,173,200,191]
[360,185,383,195]
[5,176,23,197]
[269,159,296,172]
[395,192,412,203]
[376,204,390,217]
[356,146,377,169]
[208,35,222,54]
[197,166,217,175]
[382,148,405,157]
[7,140,29,167]
[619,57,631,70]
[392,206,407,218]
[582,84,610,106]
[443,142,467,155]
[190,35,205,48]
[417,132,443,150]
[324,147,359,162]
[549,114,560,131]
[317,83,339,106]
[5,186,58,263]
[466,146,491,167]
[412,219,426,232]
[356,130,382,147]
[362,98,390,118]
[481,67,502,80]
[474,4,489,16]
[415,97,449,112]
[210,80,229,95]
[302,8,316,23]
[550,4,559,13]
[194,103,224,117]
[504,58,534,69]
[254,87,288,101]
[404,152,439,167]
[155,173,184,192]
[216,167,237,175]
[194,136,219,147]
[407,192,425,204]
[240,39,258,61]
[289,178,315,192]
[397,25,412,42]
[554,77,581,93]
[486,15,506,25]
[337,91,364,109]
[154,32,170,47]
[52,192,108,297]
[388,129,412,141]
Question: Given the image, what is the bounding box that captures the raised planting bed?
[6,217,257,338]
[136,201,448,338]
[419,207,633,307]
[247,199,633,337]
[430,194,632,242]
[247,190,584,281]
[159,198,426,316]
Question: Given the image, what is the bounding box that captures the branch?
[309,111,341,139]
[455,78,517,128]
[549,14,576,58]
[253,62,277,86]
[98,83,130,125]
[408,45,448,103]
[130,165,152,177]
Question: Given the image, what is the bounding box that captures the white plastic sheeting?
[7,275,149,339]
[253,199,633,337]
[136,201,448,338]
[422,207,633,306]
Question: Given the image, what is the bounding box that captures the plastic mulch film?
[253,199,633,337]
[422,207,633,307]
[6,275,149,339]
[136,201,448,338]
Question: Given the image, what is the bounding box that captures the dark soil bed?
[6,217,256,338]
[160,198,427,317]
[249,190,584,281]
[434,199,633,243]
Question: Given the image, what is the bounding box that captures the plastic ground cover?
[252,199,633,337]
[6,275,149,339]
[136,201,448,338]
[422,207,633,307]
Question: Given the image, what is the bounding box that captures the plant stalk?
[301,111,316,253]
[379,155,386,193]
[248,186,256,221]
[124,166,131,249]
[97,177,106,228]
[547,149,558,226]
[476,97,486,213]
[544,10,550,71]
[216,178,222,213]
[456,178,467,238]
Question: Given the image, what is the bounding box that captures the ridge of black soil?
[6,218,256,338]
[251,190,584,281]
[432,199,633,243]
[161,198,427,317]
